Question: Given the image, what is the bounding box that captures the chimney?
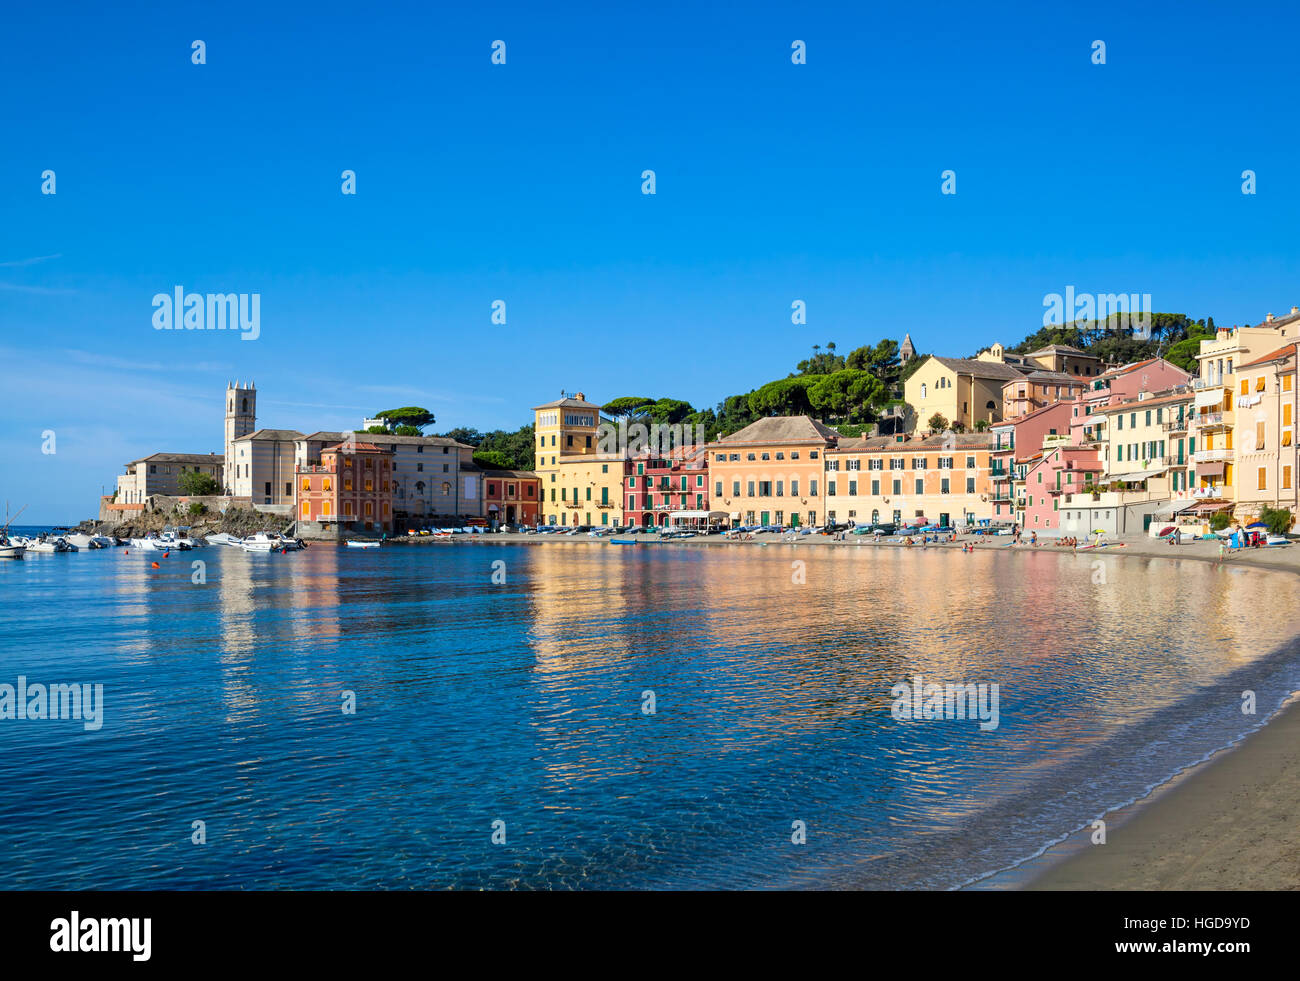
[1266,313,1274,322]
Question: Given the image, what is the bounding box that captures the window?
[1259,467,1268,491]
[965,456,975,469]
[941,478,950,494]
[747,481,755,496]
[914,479,923,494]
[848,480,857,495]
[715,481,723,497]
[966,477,975,494]
[1285,466,1293,490]
[776,452,784,460]
[732,480,740,496]
[747,453,756,461]
[892,479,901,495]
[1241,379,1250,396]
[828,482,836,497]
[1256,376,1266,392]
[810,451,819,459]
[761,452,770,461]
[1257,422,1265,448]
[871,479,880,495]
[791,479,799,496]
[810,479,818,495]
[301,477,311,491]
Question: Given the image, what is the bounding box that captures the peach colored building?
[828,432,997,528]
[706,416,838,528]
[296,441,394,538]
[1001,371,1087,420]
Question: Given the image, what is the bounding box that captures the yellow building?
[533,393,626,526]
[826,433,997,528]
[905,351,1027,433]
[1232,343,1298,522]
[1191,307,1300,508]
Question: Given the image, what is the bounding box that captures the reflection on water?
[0,543,1298,889]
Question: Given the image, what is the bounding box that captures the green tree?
[178,470,220,496]
[796,342,846,375]
[807,369,887,422]
[441,427,484,446]
[1261,507,1293,536]
[473,449,514,470]
[926,412,949,432]
[749,377,816,417]
[375,406,435,433]
[603,396,656,419]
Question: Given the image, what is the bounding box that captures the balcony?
[1193,448,1233,463]
[1195,411,1231,428]
[1193,378,1231,391]
[1162,418,1189,433]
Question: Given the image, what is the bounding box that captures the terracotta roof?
[322,441,390,453]
[1097,389,1194,413]
[713,416,840,445]
[832,432,995,452]
[480,469,540,480]
[1238,343,1299,369]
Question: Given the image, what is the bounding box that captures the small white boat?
[240,532,286,552]
[345,540,380,549]
[0,539,24,559]
[274,535,303,551]
[64,532,113,549]
[28,537,76,553]
[204,533,241,547]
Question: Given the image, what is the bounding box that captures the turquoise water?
[1,541,1298,889]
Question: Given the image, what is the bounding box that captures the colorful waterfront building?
[1231,343,1299,525]
[297,431,482,525]
[625,449,711,528]
[532,393,627,527]
[1022,442,1102,532]
[706,416,838,528]
[989,401,1074,526]
[828,432,997,528]
[295,441,395,538]
[482,470,541,526]
[1059,389,1194,536]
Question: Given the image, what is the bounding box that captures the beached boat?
[609,538,639,545]
[345,540,380,549]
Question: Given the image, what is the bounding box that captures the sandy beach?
[395,526,1300,890]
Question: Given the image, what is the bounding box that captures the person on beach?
[1030,531,1037,547]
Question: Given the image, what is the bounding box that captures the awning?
[729,512,740,520]
[1186,500,1233,514]
[1194,389,1227,409]
[1195,461,1224,477]
[487,504,499,511]
[1108,466,1167,482]
[1151,500,1194,517]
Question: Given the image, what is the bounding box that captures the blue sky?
[3,0,1299,521]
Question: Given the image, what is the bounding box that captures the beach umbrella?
[1092,528,1106,534]
[1246,521,1266,528]
[1158,525,1176,537]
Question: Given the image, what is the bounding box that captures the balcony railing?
[1162,418,1189,432]
[1193,448,1233,463]
[1196,411,1228,427]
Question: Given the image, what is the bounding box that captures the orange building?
[482,469,541,527]
[705,416,839,528]
[296,441,395,538]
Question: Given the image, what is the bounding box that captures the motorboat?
[64,532,113,550]
[239,532,289,552]
[345,540,380,549]
[27,536,76,553]
[0,537,24,559]
[204,532,242,547]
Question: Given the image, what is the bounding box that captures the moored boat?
[345,540,380,549]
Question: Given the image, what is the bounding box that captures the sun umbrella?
[1092,528,1106,534]
[1246,521,1266,528]
[1158,525,1175,537]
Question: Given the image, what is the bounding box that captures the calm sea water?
[2,541,1299,890]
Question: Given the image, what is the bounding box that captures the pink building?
[1023,444,1102,531]
[989,401,1074,524]
[1092,357,1192,402]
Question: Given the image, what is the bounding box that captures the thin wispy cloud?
[0,253,61,267]
[0,282,75,295]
